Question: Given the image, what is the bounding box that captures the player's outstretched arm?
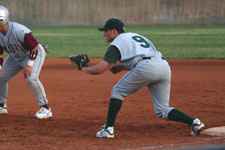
[82,60,111,75]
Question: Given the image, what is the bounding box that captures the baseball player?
[0,6,52,119]
[80,18,205,138]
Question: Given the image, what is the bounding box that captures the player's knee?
[26,77,39,87]
[0,75,9,84]
[111,87,125,101]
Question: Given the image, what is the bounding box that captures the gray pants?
[111,56,173,120]
[0,46,48,106]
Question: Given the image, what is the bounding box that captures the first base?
[200,126,225,137]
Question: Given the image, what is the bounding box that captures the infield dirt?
[0,58,224,150]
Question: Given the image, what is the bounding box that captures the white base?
[200,126,225,137]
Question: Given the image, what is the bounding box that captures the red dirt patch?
[0,58,225,150]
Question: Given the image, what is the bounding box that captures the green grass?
[31,25,225,59]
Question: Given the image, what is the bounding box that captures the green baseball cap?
[98,18,125,32]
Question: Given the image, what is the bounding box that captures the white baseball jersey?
[0,22,30,61]
[110,32,163,69]
[0,21,49,107]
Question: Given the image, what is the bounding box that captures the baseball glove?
[69,54,90,70]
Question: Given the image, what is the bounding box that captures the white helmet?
[0,6,9,25]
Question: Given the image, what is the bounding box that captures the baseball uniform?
[92,18,205,138]
[0,20,52,119]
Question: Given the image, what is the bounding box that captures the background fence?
[1,0,225,26]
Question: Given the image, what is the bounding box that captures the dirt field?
[0,58,224,150]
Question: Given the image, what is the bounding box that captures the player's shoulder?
[116,32,142,39]
[113,32,129,42]
[117,32,133,37]
[113,32,139,43]
[10,22,31,34]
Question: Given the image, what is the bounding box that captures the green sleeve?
[103,45,121,64]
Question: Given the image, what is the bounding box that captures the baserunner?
[0,6,52,119]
